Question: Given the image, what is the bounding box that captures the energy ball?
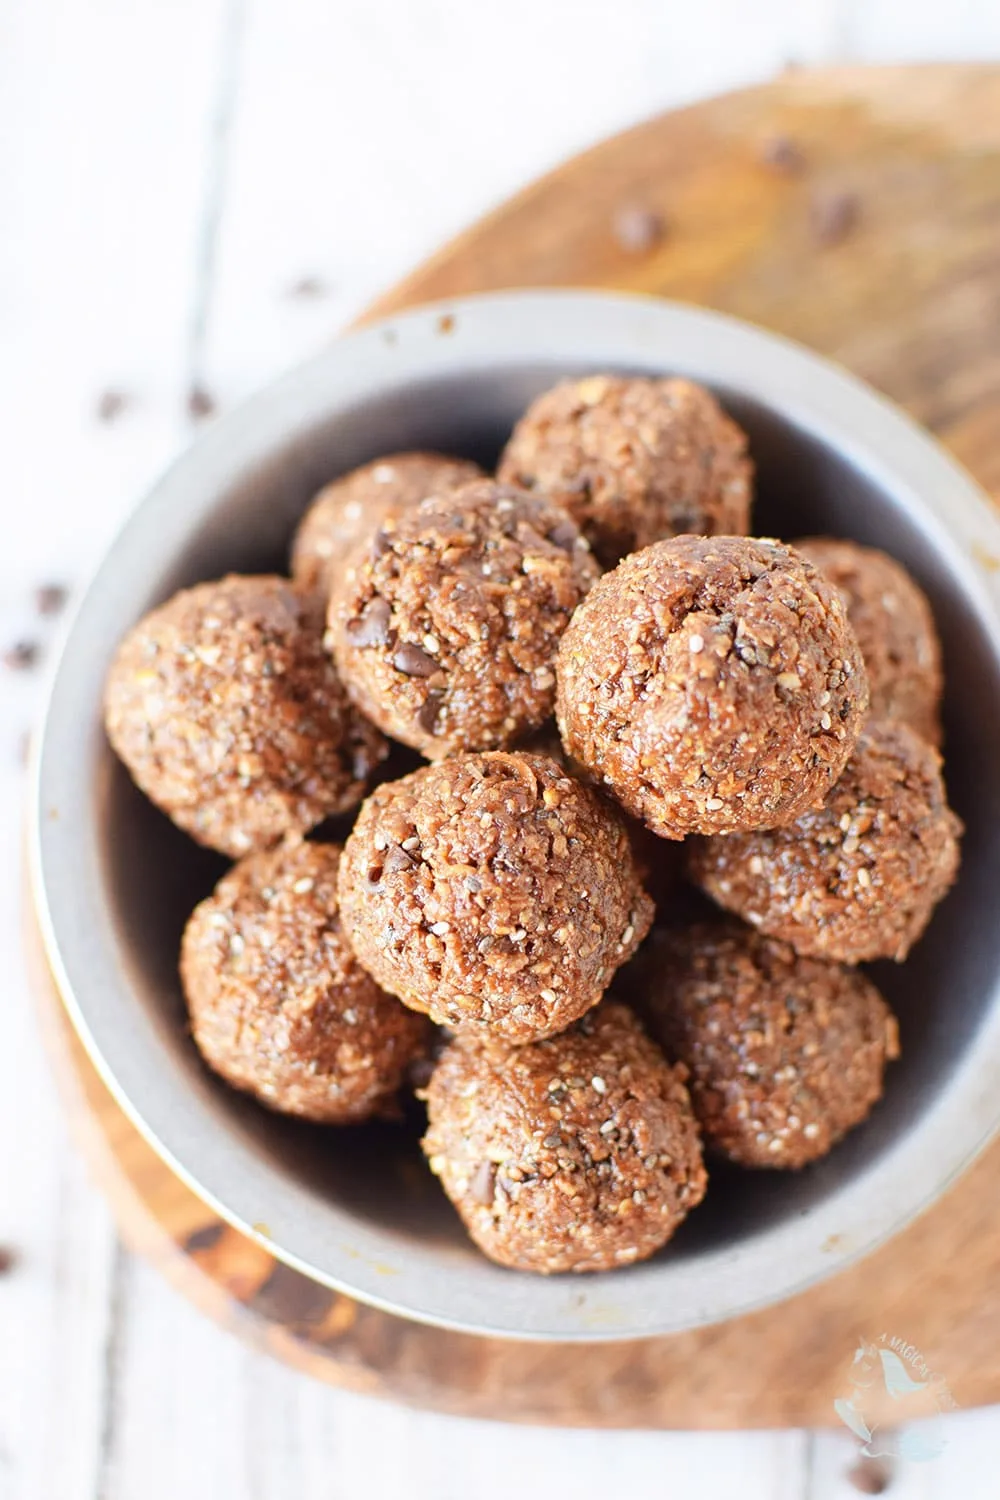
[688,720,962,963]
[556,535,869,840]
[636,921,899,1168]
[797,537,944,746]
[180,838,431,1123]
[328,479,599,758]
[291,451,482,599]
[105,575,387,857]
[498,374,752,565]
[421,1003,707,1273]
[338,752,654,1044]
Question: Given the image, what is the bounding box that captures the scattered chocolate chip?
[547,518,580,550]
[187,384,217,420]
[183,1222,225,1254]
[2,640,39,672]
[383,843,415,875]
[345,597,392,648]
[393,642,439,678]
[96,389,130,424]
[469,1161,496,1205]
[760,133,805,173]
[810,187,859,245]
[612,203,666,254]
[287,275,328,300]
[0,1246,17,1275]
[34,583,69,617]
[542,1133,563,1149]
[846,1456,893,1494]
[417,691,444,733]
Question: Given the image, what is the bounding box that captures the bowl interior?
[37,295,1000,1339]
[99,363,1000,1257]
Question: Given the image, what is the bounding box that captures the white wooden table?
[4,2,1000,1495]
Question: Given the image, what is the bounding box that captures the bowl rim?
[28,288,1000,1342]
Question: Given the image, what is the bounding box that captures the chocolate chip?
[187,384,217,420]
[383,843,415,875]
[760,134,804,172]
[846,1457,893,1494]
[547,518,580,550]
[542,1133,563,1149]
[287,275,327,300]
[469,1161,496,1205]
[3,640,39,672]
[371,528,392,559]
[0,1246,17,1275]
[345,597,391,648]
[35,583,68,617]
[613,203,666,254]
[810,187,858,245]
[393,642,439,677]
[417,691,444,733]
[96,388,130,423]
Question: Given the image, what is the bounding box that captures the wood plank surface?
[26,61,1000,1447]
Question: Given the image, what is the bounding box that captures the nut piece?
[556,535,869,839]
[688,720,962,963]
[291,451,482,599]
[636,920,899,1167]
[421,1003,707,1273]
[328,480,599,758]
[498,375,752,565]
[104,575,387,856]
[180,839,431,1122]
[338,753,653,1044]
[797,537,944,746]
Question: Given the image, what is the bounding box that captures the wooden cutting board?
[32,62,1000,1428]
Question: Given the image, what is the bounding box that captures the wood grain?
[32,62,1000,1431]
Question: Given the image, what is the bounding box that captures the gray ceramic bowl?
[30,291,1000,1342]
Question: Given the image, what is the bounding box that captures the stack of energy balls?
[104,374,962,1277]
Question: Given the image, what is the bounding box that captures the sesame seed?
[839,813,852,832]
[749,855,764,876]
[401,836,420,850]
[228,934,244,955]
[777,672,801,690]
[819,691,831,707]
[599,1120,617,1135]
[632,1189,646,1205]
[540,988,557,1004]
[820,712,833,731]
[591,1076,607,1094]
[292,877,314,894]
[430,921,450,937]
[803,1123,821,1139]
[643,1155,658,1170]
[511,928,527,941]
[705,796,724,811]
[857,868,872,887]
[620,924,634,947]
[688,634,704,653]
[767,1138,784,1154]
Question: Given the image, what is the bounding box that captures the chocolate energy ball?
[498,374,752,565]
[328,479,599,758]
[797,537,943,745]
[180,838,430,1123]
[556,535,869,839]
[291,451,482,599]
[688,720,962,963]
[105,575,387,857]
[636,921,899,1168]
[338,752,654,1044]
[421,1003,707,1273]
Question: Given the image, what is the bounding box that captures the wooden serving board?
[33,63,1000,1428]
